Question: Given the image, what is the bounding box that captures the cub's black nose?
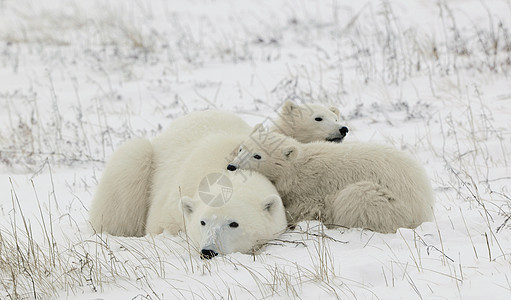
[340,126,349,135]
[227,164,237,171]
[201,249,218,259]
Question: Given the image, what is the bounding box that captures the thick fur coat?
[90,110,250,237]
[147,130,288,254]
[228,130,435,233]
[89,110,287,255]
[89,138,153,237]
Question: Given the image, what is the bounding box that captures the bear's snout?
[200,249,218,259]
[339,126,349,136]
[227,164,237,171]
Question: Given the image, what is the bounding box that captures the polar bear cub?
[227,127,434,233]
[271,100,349,143]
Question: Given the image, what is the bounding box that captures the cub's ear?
[281,100,298,114]
[329,106,340,118]
[179,196,198,216]
[282,146,298,160]
[262,194,282,214]
[251,123,265,135]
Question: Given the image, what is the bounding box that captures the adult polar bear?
[89,110,251,237]
[227,129,435,233]
[145,111,272,235]
[90,110,287,257]
[149,131,287,257]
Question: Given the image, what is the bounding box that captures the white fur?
[89,138,153,237]
[90,110,287,255]
[145,110,252,235]
[271,100,348,143]
[229,130,435,233]
[151,110,252,182]
[146,128,287,254]
[178,172,287,255]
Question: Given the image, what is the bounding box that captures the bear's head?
[273,100,348,143]
[227,127,298,183]
[179,171,287,258]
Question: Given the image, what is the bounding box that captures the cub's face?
[180,172,286,258]
[227,129,297,182]
[276,101,348,143]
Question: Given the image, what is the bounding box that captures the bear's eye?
[253,154,261,160]
[315,117,323,122]
[229,222,239,228]
[200,221,206,226]
[239,147,242,152]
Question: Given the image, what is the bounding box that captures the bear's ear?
[329,106,340,118]
[282,146,298,160]
[179,196,198,216]
[262,194,282,214]
[250,123,265,135]
[281,100,298,115]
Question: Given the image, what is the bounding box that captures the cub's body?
[229,131,435,233]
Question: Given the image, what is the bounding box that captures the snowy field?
[1,0,510,299]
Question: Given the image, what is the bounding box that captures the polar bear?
[174,171,286,257]
[90,106,347,238]
[145,132,286,236]
[271,100,349,143]
[89,110,250,237]
[227,127,434,233]
[90,111,287,257]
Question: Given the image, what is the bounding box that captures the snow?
[1,0,510,299]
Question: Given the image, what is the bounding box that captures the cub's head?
[273,100,348,143]
[227,126,298,182]
[180,171,286,259]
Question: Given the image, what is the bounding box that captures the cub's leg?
[327,181,408,233]
[89,138,153,237]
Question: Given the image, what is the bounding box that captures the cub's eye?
[229,222,239,228]
[253,154,261,160]
[315,117,323,122]
[200,221,206,226]
[239,148,242,152]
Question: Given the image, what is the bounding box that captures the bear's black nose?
[201,249,218,259]
[339,126,349,135]
[227,164,237,171]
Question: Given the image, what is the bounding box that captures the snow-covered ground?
[1,0,510,298]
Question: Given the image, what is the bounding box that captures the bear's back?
[172,133,248,198]
[153,110,251,169]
